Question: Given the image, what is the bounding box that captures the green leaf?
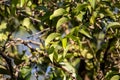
[22,18,30,28]
[74,3,88,14]
[105,71,120,80]
[20,66,31,78]
[49,53,54,63]
[62,38,67,49]
[107,22,120,30]
[48,46,54,54]
[48,47,54,62]
[72,58,80,68]
[60,62,76,78]
[48,47,58,63]
[105,8,116,20]
[20,0,26,7]
[89,0,96,9]
[110,75,120,80]
[79,29,92,39]
[90,12,97,24]
[56,17,69,29]
[53,51,58,62]
[50,8,67,20]
[76,12,85,22]
[45,33,61,46]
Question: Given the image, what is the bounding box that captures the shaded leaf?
[0,66,9,75]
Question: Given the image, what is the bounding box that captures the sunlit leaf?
[90,12,97,24]
[50,8,67,20]
[49,53,54,63]
[110,75,120,80]
[45,33,61,46]
[76,12,85,22]
[89,0,96,9]
[56,17,69,29]
[62,38,67,49]
[22,18,30,28]
[60,62,76,73]
[79,29,92,39]
[20,0,26,7]
[105,8,116,20]
[20,66,31,78]
[72,58,80,68]
[74,3,88,14]
[107,22,120,30]
[105,71,120,80]
[60,62,76,78]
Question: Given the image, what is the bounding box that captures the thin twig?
[0,33,15,80]
[6,38,77,80]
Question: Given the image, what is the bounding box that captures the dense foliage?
[0,0,120,80]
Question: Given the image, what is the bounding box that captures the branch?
[6,38,77,80]
[0,33,16,80]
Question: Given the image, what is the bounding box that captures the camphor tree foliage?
[0,0,120,80]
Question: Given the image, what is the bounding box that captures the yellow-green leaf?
[45,33,60,46]
[110,75,120,80]
[62,38,67,49]
[107,22,120,30]
[50,8,67,20]
[56,17,69,29]
[22,18,30,28]
[49,53,54,63]
[89,0,96,9]
[76,12,85,22]
[79,29,92,39]
[90,12,97,24]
